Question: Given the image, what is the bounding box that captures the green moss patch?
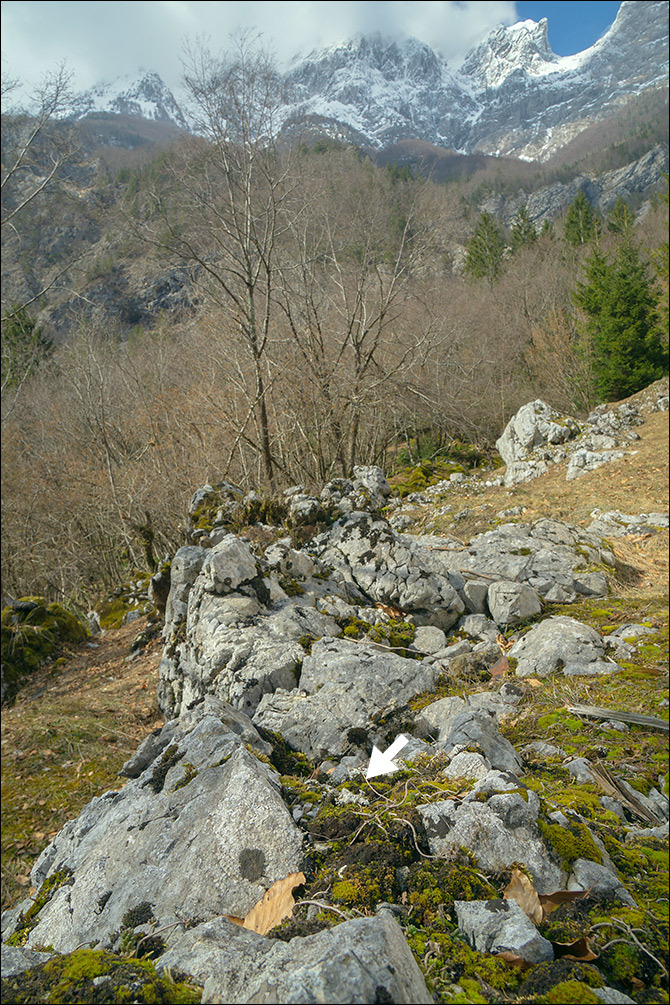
[6,869,73,947]
[0,948,202,1003]
[2,600,88,702]
[538,817,602,871]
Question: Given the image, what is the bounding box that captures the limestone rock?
[508,616,617,677]
[158,911,432,1004]
[496,400,579,465]
[455,899,553,963]
[487,580,542,625]
[567,858,636,907]
[443,709,522,773]
[419,789,564,893]
[413,625,447,654]
[253,638,439,759]
[163,545,207,638]
[314,512,465,629]
[6,708,304,953]
[566,449,625,481]
[1,945,55,977]
[587,510,669,538]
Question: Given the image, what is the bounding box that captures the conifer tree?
[564,190,600,246]
[1,306,53,390]
[607,196,635,238]
[573,239,668,401]
[464,210,506,283]
[509,205,537,252]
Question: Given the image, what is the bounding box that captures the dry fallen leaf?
[226,872,306,936]
[504,868,588,923]
[496,951,533,970]
[503,868,543,924]
[538,888,589,919]
[526,678,543,688]
[551,936,598,962]
[496,633,515,652]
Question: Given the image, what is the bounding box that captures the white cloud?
[1,0,518,100]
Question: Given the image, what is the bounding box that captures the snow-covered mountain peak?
[69,69,189,131]
[460,16,560,88]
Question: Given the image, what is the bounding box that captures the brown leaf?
[489,655,509,677]
[505,869,588,924]
[503,869,543,924]
[551,936,598,961]
[15,874,31,887]
[228,872,306,936]
[375,602,404,619]
[496,633,514,652]
[526,678,543,688]
[538,888,588,919]
[496,951,533,970]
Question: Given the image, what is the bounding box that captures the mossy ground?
[0,948,202,1003]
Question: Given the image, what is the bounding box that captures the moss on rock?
[1,600,88,701]
[6,870,74,947]
[0,948,202,1003]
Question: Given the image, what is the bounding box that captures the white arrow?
[366,734,410,780]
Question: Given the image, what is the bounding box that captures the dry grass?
[1,618,163,910]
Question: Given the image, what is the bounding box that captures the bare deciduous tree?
[135,32,295,488]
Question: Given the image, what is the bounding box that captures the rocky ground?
[1,381,668,1005]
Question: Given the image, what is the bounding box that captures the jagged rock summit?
[60,2,668,162]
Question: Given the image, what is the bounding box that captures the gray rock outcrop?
[159,911,433,1004]
[455,899,554,963]
[253,637,439,759]
[419,786,565,893]
[496,397,652,487]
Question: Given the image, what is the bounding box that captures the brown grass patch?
[1,618,163,910]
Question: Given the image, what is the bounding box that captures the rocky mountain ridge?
[283,0,669,160]
[60,2,668,162]
[2,385,668,1003]
[67,69,190,132]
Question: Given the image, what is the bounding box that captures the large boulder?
[456,519,612,604]
[496,400,579,486]
[419,786,565,893]
[159,911,433,1004]
[509,616,618,677]
[442,709,523,772]
[487,581,542,625]
[5,701,304,953]
[158,537,342,718]
[313,512,465,629]
[162,545,207,639]
[321,466,391,516]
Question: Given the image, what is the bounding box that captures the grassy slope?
[1,620,163,910]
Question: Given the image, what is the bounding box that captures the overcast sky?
[1,0,624,100]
